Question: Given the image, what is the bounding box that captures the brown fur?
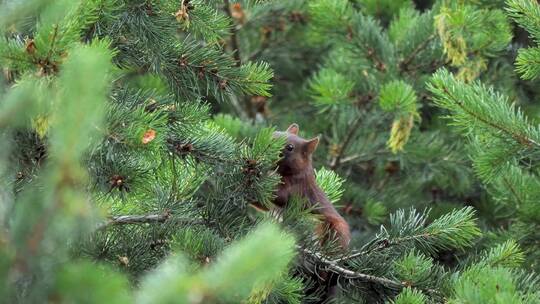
[272,124,351,249]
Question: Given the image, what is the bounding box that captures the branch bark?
[223,0,254,119]
[299,246,443,298]
[399,34,436,73]
[298,246,404,288]
[223,0,242,67]
[330,115,363,170]
[96,211,204,230]
[331,240,391,264]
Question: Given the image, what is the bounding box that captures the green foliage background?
[2,0,540,303]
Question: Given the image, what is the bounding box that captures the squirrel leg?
[315,215,351,249]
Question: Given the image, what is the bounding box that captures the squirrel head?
[273,123,319,176]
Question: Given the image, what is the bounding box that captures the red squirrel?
[271,123,351,249]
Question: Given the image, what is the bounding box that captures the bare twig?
[228,92,249,120]
[96,211,204,230]
[223,0,254,119]
[331,240,390,264]
[223,0,242,67]
[502,176,523,207]
[330,116,363,170]
[299,246,443,298]
[332,232,441,264]
[399,34,436,73]
[298,246,403,288]
[97,212,170,230]
[338,149,388,165]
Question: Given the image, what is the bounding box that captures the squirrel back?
[273,124,351,249]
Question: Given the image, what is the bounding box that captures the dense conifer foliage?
[1,0,540,303]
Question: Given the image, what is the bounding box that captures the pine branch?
[443,87,540,148]
[96,212,170,230]
[46,24,59,60]
[223,0,242,68]
[298,246,403,288]
[228,91,250,120]
[330,115,363,169]
[331,240,391,263]
[96,211,204,230]
[338,150,388,164]
[299,246,444,299]
[330,234,430,264]
[502,176,523,207]
[361,43,387,72]
[334,207,479,263]
[223,0,254,119]
[399,34,436,72]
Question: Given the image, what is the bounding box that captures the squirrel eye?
[286,144,294,151]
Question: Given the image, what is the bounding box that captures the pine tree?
[1,0,290,302]
[234,0,540,302]
[429,0,540,276]
[1,0,540,304]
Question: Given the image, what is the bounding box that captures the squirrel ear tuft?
[287,123,299,135]
[306,137,319,154]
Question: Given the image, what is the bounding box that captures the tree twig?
[338,149,388,165]
[331,240,391,263]
[223,0,242,67]
[96,211,204,230]
[223,0,254,119]
[399,34,436,73]
[299,246,443,298]
[330,115,363,170]
[97,212,170,230]
[502,176,523,207]
[298,246,403,288]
